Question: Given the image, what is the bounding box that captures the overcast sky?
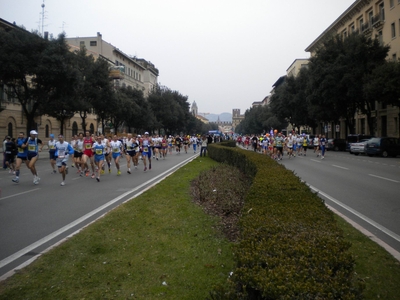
[1,0,354,115]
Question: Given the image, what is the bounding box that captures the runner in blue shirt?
[93,136,106,182]
[22,130,43,185]
[12,132,31,184]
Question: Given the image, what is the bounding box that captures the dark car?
[346,134,373,151]
[327,138,346,151]
[365,137,400,157]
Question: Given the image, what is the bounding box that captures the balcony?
[361,22,372,35]
[371,12,385,29]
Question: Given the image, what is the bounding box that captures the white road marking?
[332,165,349,170]
[310,159,321,163]
[368,174,399,183]
[0,155,197,271]
[308,184,400,244]
[0,188,41,201]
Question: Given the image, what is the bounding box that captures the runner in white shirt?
[125,133,138,174]
[110,135,123,175]
[54,134,74,186]
[47,134,57,173]
[286,134,294,158]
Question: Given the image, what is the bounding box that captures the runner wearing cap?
[23,130,43,185]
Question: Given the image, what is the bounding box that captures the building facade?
[305,0,400,138]
[65,33,159,97]
[232,109,244,131]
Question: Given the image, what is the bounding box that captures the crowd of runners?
[4,130,205,186]
[236,133,327,160]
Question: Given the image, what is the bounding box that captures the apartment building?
[65,33,159,97]
[305,0,400,138]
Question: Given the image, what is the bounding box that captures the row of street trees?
[237,34,400,135]
[0,26,213,136]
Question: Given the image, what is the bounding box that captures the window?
[392,23,396,38]
[8,122,13,137]
[379,2,385,20]
[90,41,97,46]
[45,124,49,138]
[80,41,85,46]
[72,122,78,136]
[368,10,373,23]
[390,0,394,8]
[393,53,397,61]
[343,30,347,38]
[376,30,383,44]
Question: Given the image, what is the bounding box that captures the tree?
[0,27,73,134]
[73,47,112,132]
[364,59,400,108]
[39,35,81,135]
[307,34,389,134]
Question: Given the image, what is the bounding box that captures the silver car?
[350,139,370,155]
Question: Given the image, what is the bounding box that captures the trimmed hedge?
[207,142,364,299]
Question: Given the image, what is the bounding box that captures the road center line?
[368,174,399,183]
[0,188,41,201]
[332,165,349,170]
[310,159,321,163]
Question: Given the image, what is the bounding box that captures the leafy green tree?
[0,28,74,134]
[39,36,81,135]
[148,85,192,135]
[72,47,113,132]
[269,68,317,132]
[364,59,400,108]
[307,34,389,133]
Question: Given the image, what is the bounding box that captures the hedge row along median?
[207,141,364,299]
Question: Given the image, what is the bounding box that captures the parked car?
[365,137,400,157]
[349,139,371,155]
[327,138,346,151]
[346,134,373,151]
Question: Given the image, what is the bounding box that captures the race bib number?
[85,143,92,149]
[96,149,103,155]
[143,147,149,152]
[50,145,55,149]
[28,145,36,151]
[18,147,24,153]
[113,147,119,153]
[58,150,65,158]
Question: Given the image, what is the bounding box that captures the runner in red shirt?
[81,130,95,178]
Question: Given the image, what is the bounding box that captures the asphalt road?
[277,149,400,256]
[0,149,199,279]
[1,147,399,279]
